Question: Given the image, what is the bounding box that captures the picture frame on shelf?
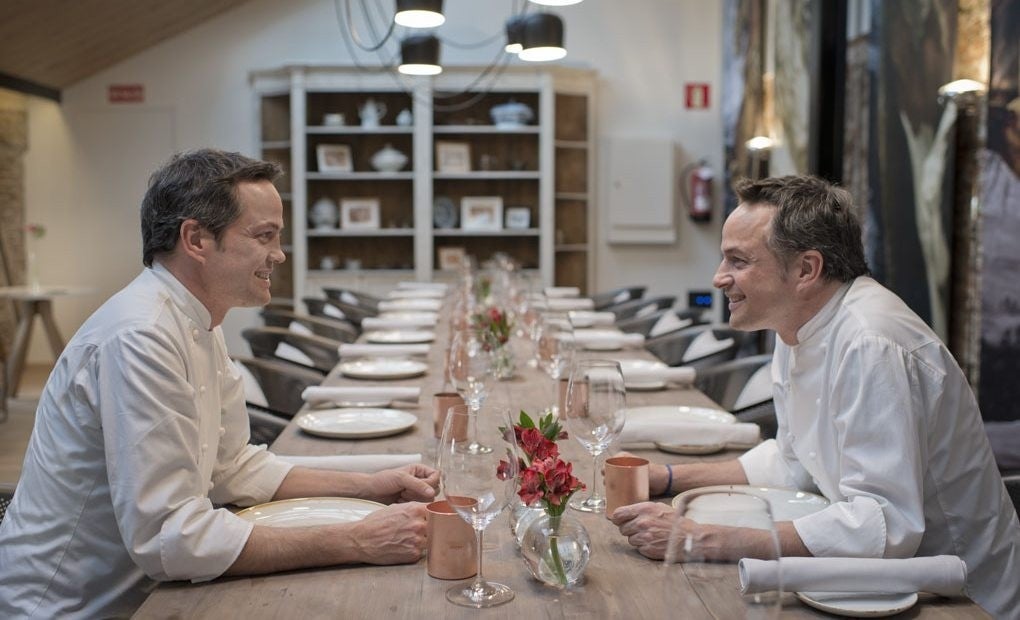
[504,207,531,229]
[436,141,471,173]
[438,246,467,271]
[316,144,353,172]
[340,198,381,229]
[460,196,503,231]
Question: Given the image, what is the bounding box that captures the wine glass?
[448,327,493,413]
[536,313,575,408]
[563,359,626,513]
[667,489,782,618]
[439,403,519,608]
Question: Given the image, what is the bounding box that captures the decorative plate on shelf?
[433,196,458,229]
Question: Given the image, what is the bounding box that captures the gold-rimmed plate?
[236,497,384,527]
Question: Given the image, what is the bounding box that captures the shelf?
[307,126,413,135]
[556,244,589,252]
[306,171,414,180]
[261,140,291,149]
[434,228,540,237]
[556,192,589,201]
[308,228,415,237]
[308,268,415,276]
[434,171,540,180]
[555,140,589,149]
[434,125,540,135]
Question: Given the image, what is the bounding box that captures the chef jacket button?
[219,426,226,436]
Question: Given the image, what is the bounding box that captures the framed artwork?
[436,141,471,173]
[504,207,531,229]
[316,144,353,172]
[438,246,467,271]
[340,198,380,229]
[460,196,503,231]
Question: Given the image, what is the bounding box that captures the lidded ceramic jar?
[371,144,408,173]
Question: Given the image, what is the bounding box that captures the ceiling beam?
[0,72,60,103]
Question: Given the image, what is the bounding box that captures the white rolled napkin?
[301,386,421,405]
[387,288,445,299]
[572,329,645,349]
[621,365,696,386]
[398,281,447,291]
[683,330,735,362]
[568,310,617,327]
[339,343,430,358]
[275,453,422,473]
[378,299,442,312]
[547,297,595,311]
[738,556,968,597]
[649,313,692,337]
[545,286,580,298]
[362,316,436,329]
[619,417,760,447]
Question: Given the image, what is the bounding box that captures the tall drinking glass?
[667,489,782,618]
[563,360,626,513]
[439,403,519,608]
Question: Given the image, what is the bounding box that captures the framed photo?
[340,198,380,229]
[436,141,471,173]
[316,144,353,172]
[505,207,531,229]
[438,246,467,271]
[461,196,503,231]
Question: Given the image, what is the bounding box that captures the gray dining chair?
[322,288,382,311]
[591,286,647,311]
[233,355,323,417]
[616,307,708,337]
[645,324,744,370]
[695,354,776,439]
[603,295,676,321]
[303,297,376,327]
[246,403,289,446]
[0,482,15,525]
[241,326,342,375]
[261,308,359,343]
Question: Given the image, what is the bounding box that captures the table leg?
[5,301,34,398]
[38,299,65,358]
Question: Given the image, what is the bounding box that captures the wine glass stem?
[591,452,605,502]
[471,528,485,590]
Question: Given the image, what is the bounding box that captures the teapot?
[371,144,408,173]
[359,98,387,128]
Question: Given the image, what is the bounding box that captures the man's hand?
[348,502,429,565]
[363,464,439,504]
[609,501,677,560]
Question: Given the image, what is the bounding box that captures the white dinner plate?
[618,359,670,390]
[387,288,445,299]
[295,407,418,438]
[364,329,436,344]
[621,405,737,454]
[671,484,830,522]
[235,497,384,527]
[574,328,628,351]
[338,358,428,380]
[377,311,438,323]
[796,591,919,617]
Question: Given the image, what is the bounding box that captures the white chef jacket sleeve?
[97,328,272,582]
[792,335,927,559]
[738,439,814,490]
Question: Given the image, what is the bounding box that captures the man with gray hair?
[0,149,437,617]
[611,175,1020,618]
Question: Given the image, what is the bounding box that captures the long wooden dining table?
[135,309,988,619]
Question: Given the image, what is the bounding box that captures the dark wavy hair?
[733,175,869,282]
[140,149,281,266]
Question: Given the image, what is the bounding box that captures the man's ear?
[179,219,212,264]
[795,249,825,290]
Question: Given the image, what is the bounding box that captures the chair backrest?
[246,403,289,446]
[234,355,323,417]
[1002,474,1020,513]
[644,324,743,370]
[303,298,362,331]
[241,326,341,375]
[322,287,381,311]
[0,483,15,526]
[305,297,376,326]
[694,354,773,412]
[591,286,647,311]
[735,400,778,440]
[617,308,708,337]
[261,308,358,343]
[605,295,676,321]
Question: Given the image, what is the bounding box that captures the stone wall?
[0,88,27,354]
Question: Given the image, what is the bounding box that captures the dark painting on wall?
[871,0,958,343]
[978,0,1020,422]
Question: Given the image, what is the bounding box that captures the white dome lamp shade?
[394,0,445,29]
[504,15,526,54]
[398,35,442,76]
[518,13,566,62]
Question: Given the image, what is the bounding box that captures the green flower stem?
[546,513,568,587]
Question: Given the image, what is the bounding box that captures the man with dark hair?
[611,175,1020,617]
[0,149,438,617]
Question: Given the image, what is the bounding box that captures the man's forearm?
[670,459,749,493]
[271,467,371,501]
[224,523,362,576]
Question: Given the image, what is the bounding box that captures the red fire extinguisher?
[682,160,714,222]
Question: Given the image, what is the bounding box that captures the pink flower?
[519,468,545,505]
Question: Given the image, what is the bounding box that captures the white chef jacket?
[0,264,294,618]
[739,277,1020,618]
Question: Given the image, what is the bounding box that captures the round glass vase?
[491,343,516,380]
[520,512,591,588]
[508,499,545,547]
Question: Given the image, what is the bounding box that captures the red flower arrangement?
[472,306,513,348]
[498,410,584,518]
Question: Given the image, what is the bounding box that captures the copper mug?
[605,456,650,517]
[426,499,477,579]
[433,392,464,438]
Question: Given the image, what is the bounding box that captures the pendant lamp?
[518,13,566,62]
[398,35,442,75]
[504,15,526,54]
[395,0,445,29]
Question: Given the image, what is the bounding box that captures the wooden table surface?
[135,310,987,619]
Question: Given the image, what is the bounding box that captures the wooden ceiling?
[0,0,253,97]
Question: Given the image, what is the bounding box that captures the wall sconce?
[519,13,566,62]
[394,0,445,28]
[398,35,442,75]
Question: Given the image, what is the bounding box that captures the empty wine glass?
[439,403,519,608]
[448,327,493,413]
[667,489,782,618]
[563,359,626,513]
[536,312,574,382]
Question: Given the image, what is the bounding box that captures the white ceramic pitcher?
[359,98,387,128]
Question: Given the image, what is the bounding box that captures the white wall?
[22,0,726,361]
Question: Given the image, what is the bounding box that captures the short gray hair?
[734,175,869,283]
[140,149,281,266]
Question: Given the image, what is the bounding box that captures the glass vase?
[26,248,40,291]
[520,512,591,588]
[508,499,545,547]
[491,344,516,380]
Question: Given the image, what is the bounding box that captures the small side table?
[0,286,95,398]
